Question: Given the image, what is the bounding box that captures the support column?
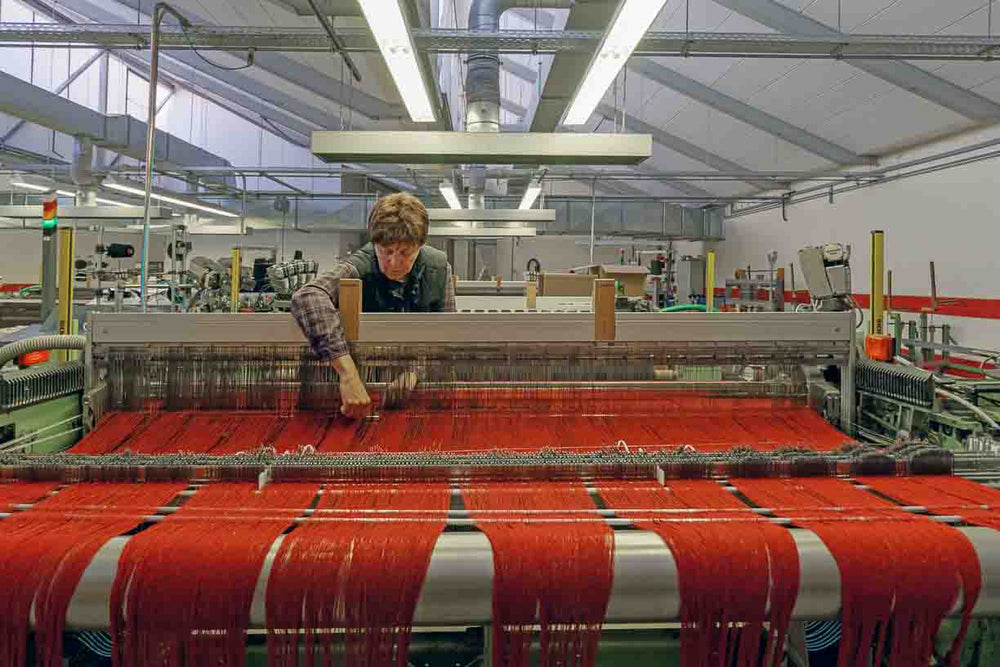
[40,225,58,325]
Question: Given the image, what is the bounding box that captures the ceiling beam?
[594,104,775,190]
[0,70,228,169]
[501,98,529,119]
[629,59,865,165]
[115,51,313,148]
[633,164,718,199]
[1,48,107,146]
[530,0,618,132]
[502,58,538,84]
[712,0,1000,121]
[33,0,407,121]
[22,0,382,137]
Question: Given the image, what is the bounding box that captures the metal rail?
[55,525,1000,630]
[1,25,1000,60]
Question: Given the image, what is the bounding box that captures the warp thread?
[73,397,847,455]
[858,474,996,665]
[735,477,980,667]
[266,482,449,667]
[0,482,184,667]
[110,482,318,667]
[462,481,614,667]
[598,480,799,667]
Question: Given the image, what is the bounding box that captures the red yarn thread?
[598,480,799,667]
[72,399,848,455]
[735,477,978,667]
[858,475,990,666]
[0,482,184,667]
[110,482,318,667]
[266,482,449,667]
[462,481,615,667]
[0,481,59,509]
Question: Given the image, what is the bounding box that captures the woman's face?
[375,242,421,282]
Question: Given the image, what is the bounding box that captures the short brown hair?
[367,193,428,245]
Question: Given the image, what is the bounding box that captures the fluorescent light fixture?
[356,0,435,123]
[439,181,462,210]
[104,177,240,218]
[11,181,52,193]
[563,0,668,125]
[96,197,130,207]
[187,223,245,235]
[126,223,170,230]
[14,180,130,207]
[519,183,542,210]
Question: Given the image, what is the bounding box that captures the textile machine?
[4,280,1000,667]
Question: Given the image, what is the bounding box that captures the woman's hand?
[333,355,371,419]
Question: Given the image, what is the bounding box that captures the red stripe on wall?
[714,289,1000,321]
[0,283,35,293]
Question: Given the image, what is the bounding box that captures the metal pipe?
[937,387,1000,431]
[590,177,596,263]
[140,3,190,313]
[40,218,58,324]
[0,334,86,368]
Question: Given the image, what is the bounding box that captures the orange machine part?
[865,334,894,361]
[16,350,49,368]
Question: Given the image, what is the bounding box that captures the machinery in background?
[797,243,853,312]
[644,246,677,310]
[675,255,706,306]
[185,248,318,313]
[796,237,999,449]
[266,258,319,310]
[722,250,785,312]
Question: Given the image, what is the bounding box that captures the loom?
[4,291,1000,667]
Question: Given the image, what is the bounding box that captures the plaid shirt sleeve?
[290,261,361,360]
[291,260,458,359]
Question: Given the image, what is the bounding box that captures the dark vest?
[342,243,448,313]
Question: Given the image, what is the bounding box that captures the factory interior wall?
[716,126,1000,351]
[0,228,167,283]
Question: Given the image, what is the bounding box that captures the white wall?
[0,228,166,283]
[717,125,1000,351]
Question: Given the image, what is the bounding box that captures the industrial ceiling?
[2,0,1000,222]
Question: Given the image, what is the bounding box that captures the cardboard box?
[583,265,649,297]
[537,272,597,297]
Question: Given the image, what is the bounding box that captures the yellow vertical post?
[230,247,241,313]
[525,282,537,311]
[57,227,75,362]
[869,230,885,336]
[339,278,362,341]
[705,250,716,313]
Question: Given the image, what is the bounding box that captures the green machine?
[856,356,1000,449]
[0,358,84,454]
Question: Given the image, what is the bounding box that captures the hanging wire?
[178,21,255,71]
